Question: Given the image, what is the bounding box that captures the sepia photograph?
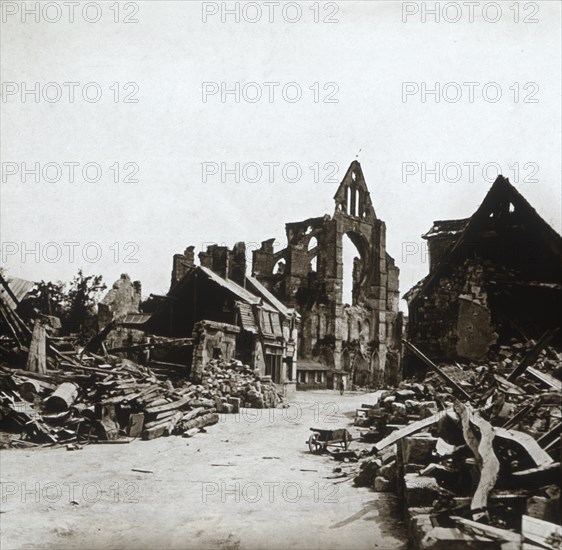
[0,1,561,548]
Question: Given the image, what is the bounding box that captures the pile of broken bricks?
[353,337,561,549]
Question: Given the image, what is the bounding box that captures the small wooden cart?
[307,427,352,454]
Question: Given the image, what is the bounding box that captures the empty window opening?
[342,234,361,305]
[273,259,285,275]
[310,255,318,272]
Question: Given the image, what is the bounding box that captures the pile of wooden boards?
[351,338,561,549]
[0,348,282,447]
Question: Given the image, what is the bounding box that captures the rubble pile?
[0,342,281,447]
[353,339,561,549]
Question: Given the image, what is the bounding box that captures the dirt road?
[1,390,406,550]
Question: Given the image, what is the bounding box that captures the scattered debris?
[347,338,561,549]
[0,323,282,447]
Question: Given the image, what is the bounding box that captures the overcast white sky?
[1,0,561,309]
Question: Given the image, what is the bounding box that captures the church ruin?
[252,160,402,387]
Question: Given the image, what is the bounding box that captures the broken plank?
[145,396,190,415]
[526,366,562,391]
[502,404,537,429]
[180,407,206,422]
[537,422,562,448]
[494,427,554,467]
[141,411,182,440]
[372,409,451,453]
[451,516,521,543]
[507,327,560,382]
[521,515,562,548]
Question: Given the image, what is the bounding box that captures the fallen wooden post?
[451,516,521,543]
[26,319,47,374]
[507,327,560,382]
[402,340,471,401]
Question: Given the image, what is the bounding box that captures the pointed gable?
[406,175,562,304]
[333,161,376,221]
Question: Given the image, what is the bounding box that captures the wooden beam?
[521,515,562,548]
[537,422,562,448]
[494,427,554,467]
[507,327,560,382]
[403,339,472,400]
[526,366,562,390]
[372,409,451,453]
[451,516,521,543]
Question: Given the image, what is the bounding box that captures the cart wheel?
[308,433,323,454]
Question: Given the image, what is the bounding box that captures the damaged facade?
[405,175,562,361]
[96,160,401,390]
[252,161,401,387]
[146,242,300,395]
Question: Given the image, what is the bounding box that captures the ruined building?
[252,161,401,387]
[146,242,300,396]
[98,161,401,390]
[405,175,562,361]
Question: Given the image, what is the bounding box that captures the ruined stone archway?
[251,160,401,384]
[342,232,365,306]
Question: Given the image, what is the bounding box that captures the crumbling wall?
[407,259,497,360]
[98,274,142,328]
[191,320,240,382]
[198,242,247,287]
[97,274,143,350]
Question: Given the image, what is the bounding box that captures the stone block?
[401,434,438,465]
[404,474,444,508]
[227,397,241,414]
[374,476,393,492]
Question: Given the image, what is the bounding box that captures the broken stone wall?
[407,258,496,361]
[98,274,142,329]
[191,320,240,383]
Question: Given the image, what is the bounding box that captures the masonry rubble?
[1,167,561,547]
[405,175,561,363]
[0,272,282,447]
[348,337,561,549]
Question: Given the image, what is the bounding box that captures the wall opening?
[342,233,362,305]
[310,255,318,272]
[273,259,285,275]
